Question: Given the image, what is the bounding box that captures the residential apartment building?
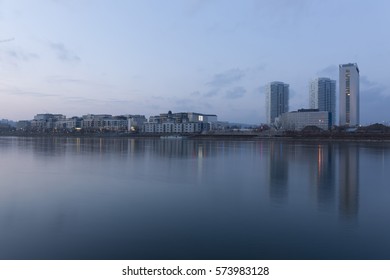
[266,81,289,124]
[126,115,147,132]
[55,117,82,130]
[310,77,336,125]
[143,111,217,134]
[31,114,66,130]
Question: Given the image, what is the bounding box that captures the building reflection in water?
[307,142,359,219]
[196,144,204,182]
[25,137,360,220]
[309,142,359,219]
[268,141,289,203]
[266,141,359,219]
[338,144,359,220]
[310,144,336,210]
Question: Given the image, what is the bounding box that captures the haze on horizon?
[1,0,389,124]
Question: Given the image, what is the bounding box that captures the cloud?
[171,97,214,112]
[151,95,165,101]
[288,87,312,112]
[49,42,80,62]
[316,65,338,79]
[361,89,390,124]
[47,76,87,84]
[359,77,390,123]
[107,98,134,103]
[203,89,219,98]
[360,75,382,89]
[225,86,246,99]
[360,76,388,96]
[63,96,99,103]
[195,66,264,100]
[206,68,245,87]
[253,0,312,26]
[190,91,201,97]
[46,75,112,88]
[251,86,263,96]
[185,0,212,16]
[6,49,39,61]
[62,96,136,107]
[2,88,58,98]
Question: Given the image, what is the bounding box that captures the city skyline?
[1,0,390,124]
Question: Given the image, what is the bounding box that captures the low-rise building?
[81,114,110,130]
[173,123,183,133]
[126,115,147,132]
[280,109,332,131]
[55,117,82,130]
[17,120,31,130]
[142,111,217,134]
[188,112,217,123]
[143,122,155,133]
[155,123,164,133]
[31,114,66,130]
[183,122,202,133]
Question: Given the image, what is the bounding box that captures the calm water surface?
[0,136,389,259]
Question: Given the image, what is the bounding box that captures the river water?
[0,136,389,259]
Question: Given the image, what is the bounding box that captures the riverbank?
[2,130,390,142]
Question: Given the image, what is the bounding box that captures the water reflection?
[338,144,359,219]
[265,141,359,219]
[18,137,215,159]
[3,137,362,221]
[311,144,336,210]
[1,137,390,259]
[9,137,362,220]
[268,142,289,202]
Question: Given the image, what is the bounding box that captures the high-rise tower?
[310,78,336,125]
[266,81,289,124]
[339,63,359,126]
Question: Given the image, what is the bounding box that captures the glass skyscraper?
[266,81,289,124]
[310,77,336,125]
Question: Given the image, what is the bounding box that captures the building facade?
[31,114,66,130]
[280,109,331,131]
[125,115,147,132]
[339,63,359,126]
[142,111,217,134]
[266,81,289,124]
[81,114,131,131]
[310,77,336,125]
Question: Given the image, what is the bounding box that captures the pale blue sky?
[1,0,390,124]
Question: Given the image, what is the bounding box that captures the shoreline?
[2,132,390,142]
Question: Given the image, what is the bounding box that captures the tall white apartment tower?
[266,81,289,124]
[339,63,359,126]
[310,78,336,125]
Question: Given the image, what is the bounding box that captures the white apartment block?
[142,122,203,134]
[143,123,155,133]
[142,111,217,134]
[31,114,66,130]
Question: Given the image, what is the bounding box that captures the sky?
[1,0,390,124]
